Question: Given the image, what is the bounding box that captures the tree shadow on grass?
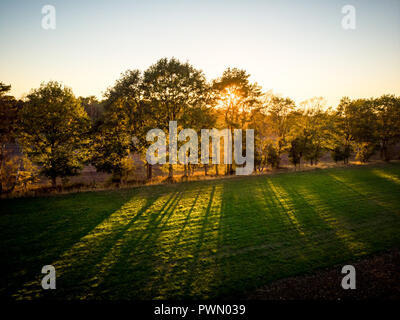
[201,170,400,299]
[327,169,400,215]
[206,176,357,298]
[10,165,400,300]
[179,185,217,298]
[10,190,167,299]
[1,190,146,298]
[83,189,186,299]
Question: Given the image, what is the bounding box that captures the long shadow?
[0,190,144,298]
[327,169,400,215]
[279,181,364,258]
[207,175,355,298]
[180,185,216,297]
[12,190,166,299]
[66,189,183,299]
[316,171,400,249]
[10,165,400,299]
[209,169,400,298]
[169,189,202,255]
[265,177,357,257]
[88,188,186,299]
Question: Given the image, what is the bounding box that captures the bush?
[356,142,376,163]
[0,152,39,193]
[331,144,352,164]
[265,144,280,168]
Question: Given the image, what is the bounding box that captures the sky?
[0,0,399,107]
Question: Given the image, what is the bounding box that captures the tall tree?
[0,83,21,193]
[213,68,262,174]
[334,97,376,163]
[142,58,209,181]
[180,93,216,176]
[266,95,296,159]
[18,81,90,187]
[90,99,133,184]
[104,70,155,179]
[292,98,331,165]
[373,94,400,161]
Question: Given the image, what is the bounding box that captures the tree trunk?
[146,163,152,180]
[383,143,390,162]
[204,164,208,176]
[0,145,4,194]
[168,164,173,179]
[51,177,57,188]
[384,148,390,162]
[215,164,219,176]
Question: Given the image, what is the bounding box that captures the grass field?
[1,163,400,300]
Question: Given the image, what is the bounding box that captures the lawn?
[1,163,400,300]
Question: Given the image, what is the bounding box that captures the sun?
[218,85,241,109]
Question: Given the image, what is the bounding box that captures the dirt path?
[243,248,400,300]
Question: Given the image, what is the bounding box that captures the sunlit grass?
[1,163,400,299]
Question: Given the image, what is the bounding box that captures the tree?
[265,143,280,169]
[18,81,89,187]
[142,58,209,181]
[0,153,39,194]
[333,97,377,163]
[0,82,21,193]
[294,98,330,165]
[180,95,216,177]
[355,142,376,163]
[78,96,104,123]
[265,95,296,160]
[104,69,156,179]
[213,68,262,174]
[373,95,400,161]
[288,137,305,169]
[90,99,133,184]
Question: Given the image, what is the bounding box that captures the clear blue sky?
[1,0,399,107]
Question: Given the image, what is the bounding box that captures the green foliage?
[213,68,262,129]
[265,143,280,168]
[265,94,296,156]
[78,96,104,123]
[213,68,262,174]
[143,58,210,179]
[0,82,22,193]
[288,137,305,167]
[331,145,352,163]
[18,82,90,186]
[373,95,400,161]
[0,151,39,193]
[104,69,145,141]
[355,142,376,163]
[143,58,208,126]
[0,82,19,144]
[3,62,400,185]
[90,99,133,183]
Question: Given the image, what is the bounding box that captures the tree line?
[1,57,400,193]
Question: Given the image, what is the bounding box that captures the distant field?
[1,163,400,299]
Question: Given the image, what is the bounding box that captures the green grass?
[2,163,400,300]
